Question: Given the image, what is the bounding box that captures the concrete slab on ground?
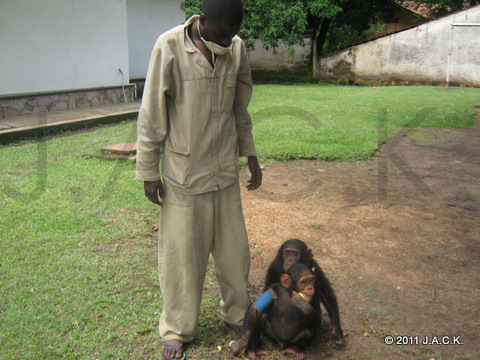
[102,142,137,154]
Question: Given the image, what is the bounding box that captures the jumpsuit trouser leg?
[158,182,251,342]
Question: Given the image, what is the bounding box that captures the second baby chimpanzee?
[231,264,317,359]
[264,239,345,346]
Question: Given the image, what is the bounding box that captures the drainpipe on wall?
[118,68,128,103]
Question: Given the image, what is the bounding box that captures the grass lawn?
[250,84,479,161]
[0,85,479,359]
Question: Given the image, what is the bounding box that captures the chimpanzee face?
[295,269,315,298]
[283,247,301,271]
[281,264,316,299]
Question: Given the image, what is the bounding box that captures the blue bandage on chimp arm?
[253,290,274,312]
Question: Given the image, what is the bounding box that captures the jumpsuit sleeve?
[234,41,257,157]
[135,41,171,181]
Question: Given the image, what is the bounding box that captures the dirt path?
[237,113,480,359]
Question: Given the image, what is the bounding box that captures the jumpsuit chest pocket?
[221,75,236,111]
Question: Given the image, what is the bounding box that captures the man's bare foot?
[162,339,185,359]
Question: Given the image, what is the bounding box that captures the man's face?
[201,17,241,48]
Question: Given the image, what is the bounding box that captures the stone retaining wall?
[315,6,480,85]
[248,38,312,73]
[0,85,135,119]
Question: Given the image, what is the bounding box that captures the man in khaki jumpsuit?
[135,0,262,358]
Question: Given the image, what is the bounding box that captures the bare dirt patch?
[235,114,480,359]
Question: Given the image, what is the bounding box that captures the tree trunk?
[316,19,331,55]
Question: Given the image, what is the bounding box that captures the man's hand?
[247,156,262,191]
[144,180,164,205]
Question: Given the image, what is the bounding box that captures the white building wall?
[0,0,130,96]
[316,5,480,85]
[127,0,185,79]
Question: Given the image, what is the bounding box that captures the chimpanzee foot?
[247,350,269,359]
[281,347,306,360]
[333,329,348,347]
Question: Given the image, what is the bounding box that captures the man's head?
[202,0,244,27]
[199,0,244,48]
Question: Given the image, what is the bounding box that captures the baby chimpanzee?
[231,264,317,360]
[264,239,344,346]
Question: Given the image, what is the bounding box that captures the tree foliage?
[185,0,201,18]
[405,0,478,18]
[241,0,308,51]
[324,0,398,51]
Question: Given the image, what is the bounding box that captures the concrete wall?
[316,5,480,85]
[248,38,312,74]
[127,0,185,79]
[0,0,130,96]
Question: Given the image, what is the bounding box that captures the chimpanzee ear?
[307,248,314,261]
[311,267,315,274]
[280,274,291,288]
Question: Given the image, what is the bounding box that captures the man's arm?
[136,39,171,204]
[234,40,262,190]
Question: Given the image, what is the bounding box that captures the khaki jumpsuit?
[136,15,257,343]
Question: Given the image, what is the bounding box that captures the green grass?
[1,123,163,359]
[0,85,479,359]
[250,84,479,161]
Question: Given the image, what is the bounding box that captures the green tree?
[324,0,398,52]
[185,0,201,18]
[304,0,344,55]
[241,0,309,51]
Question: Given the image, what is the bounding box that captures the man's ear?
[280,274,291,289]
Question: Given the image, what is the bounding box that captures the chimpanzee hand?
[291,291,313,314]
[292,291,307,303]
[144,180,164,205]
[231,337,248,357]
